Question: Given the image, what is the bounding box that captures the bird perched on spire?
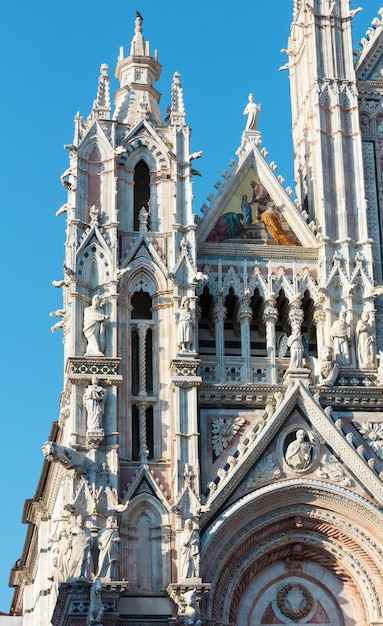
[136,10,143,19]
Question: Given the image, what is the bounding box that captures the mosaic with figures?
[207,169,299,245]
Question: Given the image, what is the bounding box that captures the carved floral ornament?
[211,416,245,456]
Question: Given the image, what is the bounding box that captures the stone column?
[263,298,278,384]
[136,323,150,463]
[237,298,252,382]
[212,297,227,383]
[137,322,150,395]
[313,294,327,356]
[136,400,150,463]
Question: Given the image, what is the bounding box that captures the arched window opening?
[87,149,101,219]
[250,289,266,356]
[275,289,290,356]
[224,288,241,356]
[301,290,317,356]
[131,290,152,319]
[132,404,154,461]
[134,160,150,231]
[121,501,169,590]
[131,291,154,394]
[198,287,215,355]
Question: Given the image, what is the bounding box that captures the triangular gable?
[121,118,171,166]
[78,119,114,161]
[119,465,170,509]
[355,25,383,81]
[124,231,169,278]
[197,147,318,248]
[201,381,383,524]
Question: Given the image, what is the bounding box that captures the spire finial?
[135,11,143,32]
[131,11,146,55]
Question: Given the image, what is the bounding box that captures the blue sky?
[0,0,380,613]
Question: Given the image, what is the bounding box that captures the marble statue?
[243,93,260,131]
[287,323,304,369]
[176,297,195,353]
[377,351,383,385]
[356,312,375,368]
[83,376,106,431]
[330,310,350,365]
[83,295,109,357]
[180,519,200,580]
[96,516,120,581]
[49,528,71,583]
[138,205,149,231]
[318,345,339,386]
[87,578,104,625]
[180,589,202,626]
[285,430,312,471]
[68,515,93,581]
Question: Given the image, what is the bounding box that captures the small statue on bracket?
[83,376,106,432]
[176,297,195,355]
[83,294,109,357]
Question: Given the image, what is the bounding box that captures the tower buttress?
[288,0,369,250]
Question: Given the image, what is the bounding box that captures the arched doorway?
[201,482,383,626]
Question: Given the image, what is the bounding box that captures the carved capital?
[263,301,278,324]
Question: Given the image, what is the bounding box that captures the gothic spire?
[113,12,163,126]
[169,72,186,125]
[90,63,111,120]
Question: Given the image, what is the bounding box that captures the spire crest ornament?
[131,10,146,56]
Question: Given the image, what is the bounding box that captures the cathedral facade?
[7,2,383,625]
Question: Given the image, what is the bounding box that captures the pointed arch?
[198,286,215,356]
[120,494,171,590]
[87,148,101,217]
[250,288,266,357]
[77,241,112,287]
[224,287,241,357]
[301,289,317,356]
[134,160,150,231]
